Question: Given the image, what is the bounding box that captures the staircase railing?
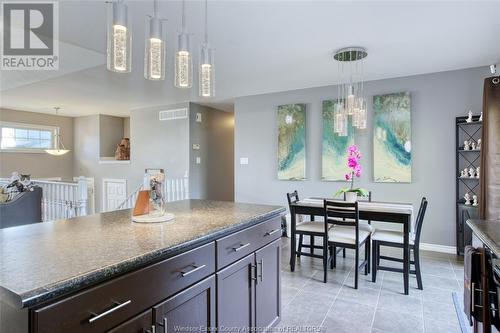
[0,176,92,222]
[116,175,189,210]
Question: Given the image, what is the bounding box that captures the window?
[0,122,56,152]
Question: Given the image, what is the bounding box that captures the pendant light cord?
[181,0,186,33]
[153,0,158,17]
[204,0,208,44]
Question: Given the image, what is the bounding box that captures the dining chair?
[371,197,428,290]
[287,191,329,260]
[324,200,371,288]
[335,191,373,260]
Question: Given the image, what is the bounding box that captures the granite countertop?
[467,219,500,257]
[0,200,285,309]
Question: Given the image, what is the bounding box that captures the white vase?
[345,191,357,202]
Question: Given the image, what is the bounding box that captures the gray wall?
[234,67,490,248]
[189,103,235,201]
[73,105,190,212]
[99,115,125,158]
[0,108,74,180]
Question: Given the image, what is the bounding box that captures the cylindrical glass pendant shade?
[175,33,193,88]
[107,0,131,73]
[144,17,166,80]
[358,99,367,129]
[346,85,355,115]
[199,44,215,97]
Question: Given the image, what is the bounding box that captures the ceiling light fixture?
[106,0,132,73]
[45,107,70,156]
[199,0,215,97]
[333,47,368,136]
[144,0,166,80]
[175,0,193,89]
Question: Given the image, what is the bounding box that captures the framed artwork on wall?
[373,92,412,183]
[322,99,354,181]
[277,104,306,180]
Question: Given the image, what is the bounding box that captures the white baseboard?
[420,242,457,254]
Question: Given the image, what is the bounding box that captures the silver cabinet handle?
[88,300,131,323]
[180,264,206,277]
[145,324,156,333]
[259,258,264,282]
[265,229,280,236]
[233,243,250,252]
[157,317,167,332]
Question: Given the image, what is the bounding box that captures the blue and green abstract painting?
[322,100,354,181]
[277,104,306,180]
[373,92,412,183]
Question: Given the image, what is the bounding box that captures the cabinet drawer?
[32,242,215,333]
[217,217,281,269]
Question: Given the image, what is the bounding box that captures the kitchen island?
[0,199,285,333]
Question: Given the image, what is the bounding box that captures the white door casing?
[102,178,127,212]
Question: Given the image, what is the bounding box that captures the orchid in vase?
[335,145,369,201]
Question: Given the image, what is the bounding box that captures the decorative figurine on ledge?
[476,166,480,179]
[469,167,476,178]
[461,168,469,178]
[463,140,470,150]
[466,110,473,123]
[477,139,482,150]
[471,141,476,150]
[460,169,466,177]
[464,192,471,205]
[479,111,483,122]
[472,195,478,207]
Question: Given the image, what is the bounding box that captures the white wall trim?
[420,242,456,254]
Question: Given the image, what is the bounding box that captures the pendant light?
[333,47,368,136]
[175,0,192,88]
[144,0,166,80]
[45,107,70,156]
[106,0,132,73]
[199,0,215,97]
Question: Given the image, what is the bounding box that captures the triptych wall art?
[276,92,412,182]
[322,100,354,181]
[373,92,412,183]
[277,104,307,180]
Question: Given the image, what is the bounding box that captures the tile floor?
[278,237,465,333]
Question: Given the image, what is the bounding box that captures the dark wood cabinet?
[217,254,255,332]
[217,239,282,333]
[28,217,281,333]
[457,204,479,255]
[153,276,216,333]
[255,240,281,331]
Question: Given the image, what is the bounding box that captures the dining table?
[289,198,414,295]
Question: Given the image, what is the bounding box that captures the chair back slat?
[413,197,428,244]
[286,190,299,207]
[323,200,359,226]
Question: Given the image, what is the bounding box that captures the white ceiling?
[1,0,499,117]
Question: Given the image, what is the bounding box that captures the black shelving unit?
[455,115,482,255]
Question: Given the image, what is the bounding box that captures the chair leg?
[323,238,328,283]
[342,248,346,258]
[333,245,337,268]
[376,242,381,266]
[365,236,370,275]
[354,247,359,289]
[329,245,334,269]
[372,240,378,283]
[414,247,423,290]
[297,234,303,257]
[310,235,315,255]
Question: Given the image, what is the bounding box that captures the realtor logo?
[1,1,59,70]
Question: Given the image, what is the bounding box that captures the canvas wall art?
[373,92,412,182]
[277,104,306,180]
[322,100,354,181]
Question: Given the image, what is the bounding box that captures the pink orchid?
[345,173,352,181]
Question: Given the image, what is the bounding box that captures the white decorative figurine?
[463,140,470,150]
[479,111,483,122]
[466,110,473,123]
[462,168,469,177]
[477,139,481,150]
[460,169,466,177]
[469,167,476,178]
[472,195,478,207]
[476,167,480,179]
[464,192,471,205]
[471,142,476,150]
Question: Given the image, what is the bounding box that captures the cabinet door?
[153,276,215,333]
[255,239,281,331]
[217,253,255,332]
[107,310,153,333]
